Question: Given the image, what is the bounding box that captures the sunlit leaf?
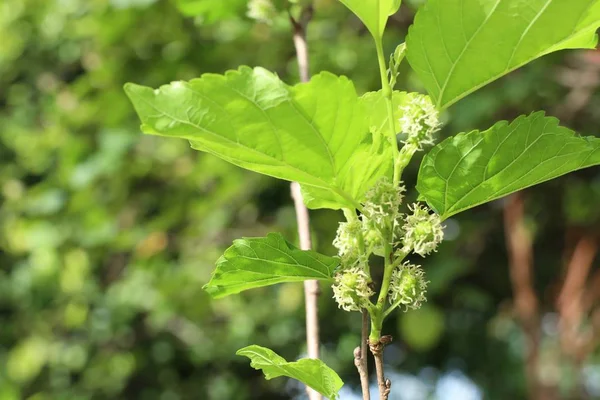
[338,0,401,39]
[237,345,343,399]
[360,90,407,134]
[417,112,600,218]
[125,67,390,210]
[203,233,339,298]
[407,0,600,109]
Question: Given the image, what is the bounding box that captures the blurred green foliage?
[0,0,599,399]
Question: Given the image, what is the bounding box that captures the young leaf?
[237,345,343,399]
[407,0,600,109]
[417,112,600,218]
[125,67,387,210]
[389,43,407,88]
[338,0,401,39]
[203,233,339,298]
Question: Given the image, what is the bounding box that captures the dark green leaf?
[407,0,600,109]
[417,112,600,218]
[203,233,339,298]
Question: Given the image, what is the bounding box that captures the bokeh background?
[1,0,600,399]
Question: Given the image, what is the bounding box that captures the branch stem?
[370,338,392,400]
[374,39,400,186]
[290,7,320,400]
[354,311,371,400]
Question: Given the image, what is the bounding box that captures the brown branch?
[582,269,600,312]
[369,336,392,400]
[289,7,319,400]
[289,6,313,83]
[354,311,371,400]
[557,234,598,359]
[503,193,543,399]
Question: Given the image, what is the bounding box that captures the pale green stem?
[374,39,400,186]
[383,298,405,319]
[368,247,407,342]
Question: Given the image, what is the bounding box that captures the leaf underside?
[237,345,343,400]
[417,112,600,218]
[203,233,339,298]
[407,0,600,109]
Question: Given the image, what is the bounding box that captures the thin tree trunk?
[354,311,371,400]
[289,6,321,400]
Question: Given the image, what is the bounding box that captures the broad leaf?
[125,67,388,210]
[417,112,600,218]
[361,90,408,134]
[301,142,393,209]
[301,90,414,209]
[237,345,343,399]
[407,0,600,109]
[203,233,339,298]
[338,0,401,39]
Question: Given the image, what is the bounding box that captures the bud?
[388,262,428,311]
[402,203,444,256]
[247,0,277,24]
[398,93,441,149]
[332,267,374,312]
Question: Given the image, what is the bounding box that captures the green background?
[1,0,599,399]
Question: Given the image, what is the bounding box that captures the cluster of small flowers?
[401,203,444,257]
[331,181,443,312]
[332,178,406,311]
[363,177,405,228]
[247,0,276,24]
[388,262,428,311]
[332,267,374,312]
[332,220,362,263]
[398,93,441,149]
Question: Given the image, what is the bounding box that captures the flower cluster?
[363,177,405,227]
[331,182,443,312]
[402,203,444,257]
[388,262,428,311]
[333,220,362,263]
[332,267,374,312]
[398,93,441,149]
[361,177,406,254]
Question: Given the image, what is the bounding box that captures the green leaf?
[236,345,343,399]
[417,112,600,218]
[338,0,401,39]
[203,233,339,298]
[407,0,600,109]
[389,43,407,89]
[361,90,407,134]
[125,67,388,210]
[301,142,393,209]
[300,90,411,209]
